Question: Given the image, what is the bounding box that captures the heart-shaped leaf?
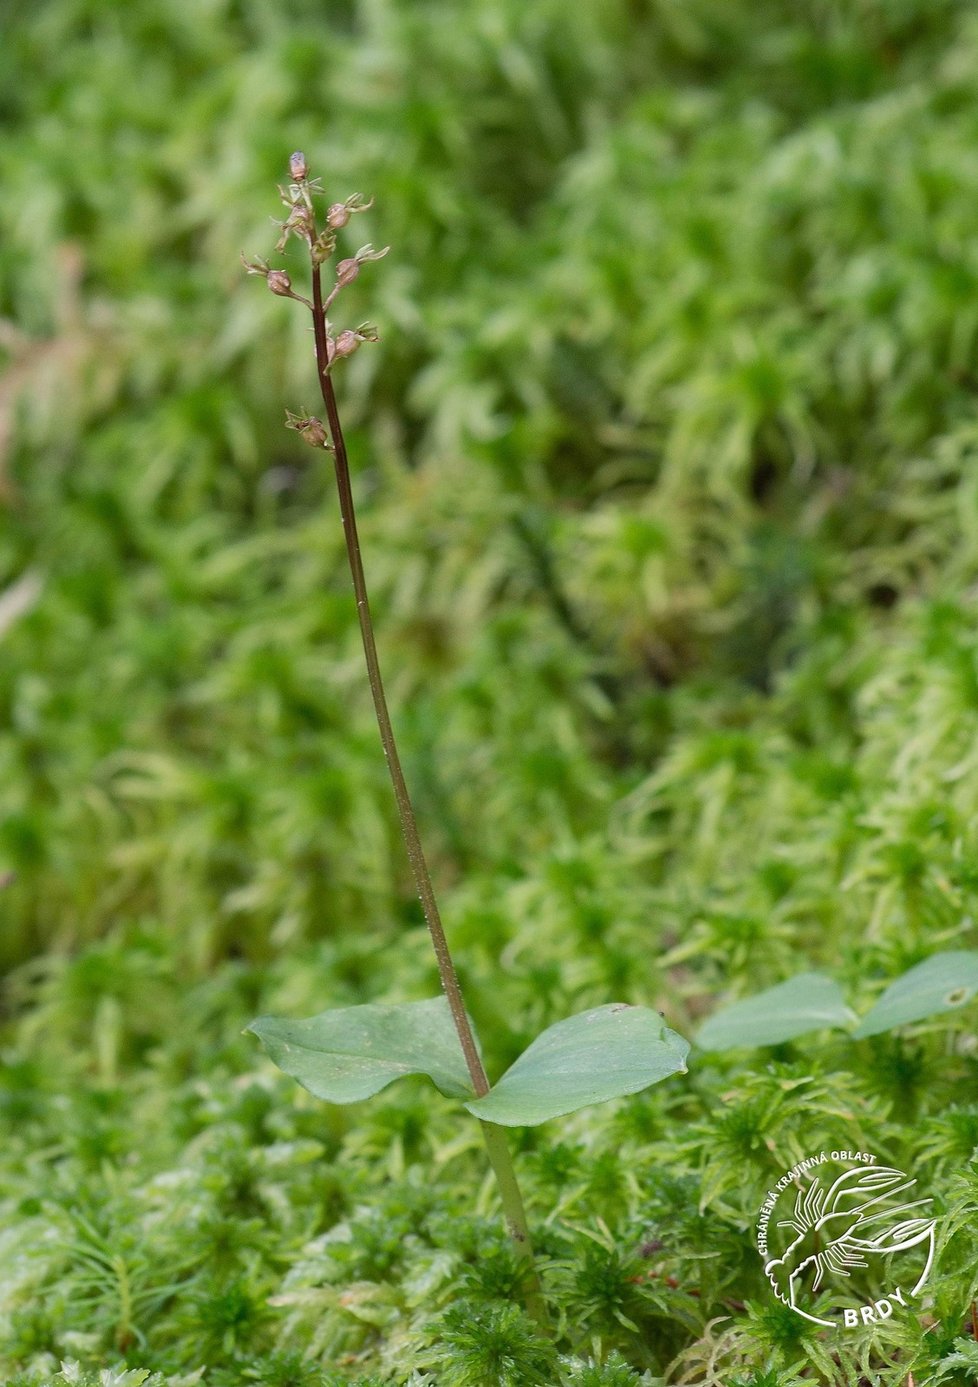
[246,996,477,1103]
[465,1004,689,1127]
[696,972,855,1051]
[852,951,978,1038]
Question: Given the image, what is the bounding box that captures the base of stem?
[479,1119,550,1331]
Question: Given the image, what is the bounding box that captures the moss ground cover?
[3,1,978,1382]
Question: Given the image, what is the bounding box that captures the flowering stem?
[307,238,547,1328]
[309,263,483,1089]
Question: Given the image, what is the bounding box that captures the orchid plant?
[242,154,691,1326]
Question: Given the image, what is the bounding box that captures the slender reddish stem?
[301,207,546,1328]
[309,262,489,1097]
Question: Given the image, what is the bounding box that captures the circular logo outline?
[756,1149,937,1329]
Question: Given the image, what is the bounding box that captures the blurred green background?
[3,1,978,1383]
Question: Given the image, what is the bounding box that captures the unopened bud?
[289,151,308,181]
[266,270,293,297]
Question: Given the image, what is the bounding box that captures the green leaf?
[246,996,477,1103]
[696,972,855,1051]
[465,1004,689,1127]
[852,951,978,1038]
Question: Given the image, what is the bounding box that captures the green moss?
[3,0,978,1380]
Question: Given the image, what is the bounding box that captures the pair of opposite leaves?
[249,949,978,1123]
[248,999,689,1127]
